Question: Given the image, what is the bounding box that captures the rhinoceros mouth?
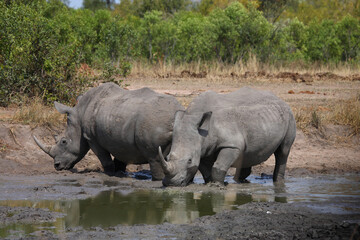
[54,164,74,171]
[54,166,63,171]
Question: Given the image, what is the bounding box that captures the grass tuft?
[330,96,360,134]
[11,97,64,127]
[310,111,322,129]
[293,95,360,135]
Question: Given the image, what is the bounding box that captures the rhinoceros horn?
[158,146,174,175]
[33,135,54,158]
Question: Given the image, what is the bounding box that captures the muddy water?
[0,174,359,238]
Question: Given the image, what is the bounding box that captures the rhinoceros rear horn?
[33,135,54,158]
[158,146,174,175]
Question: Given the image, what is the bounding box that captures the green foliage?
[209,2,272,62]
[101,60,130,85]
[306,20,342,62]
[281,0,360,24]
[174,12,217,62]
[336,15,360,61]
[269,18,308,62]
[97,16,140,62]
[1,0,360,106]
[114,0,192,17]
[0,1,84,106]
[140,11,178,62]
[83,0,115,11]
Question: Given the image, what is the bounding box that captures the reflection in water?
[69,190,254,227]
[0,189,258,237]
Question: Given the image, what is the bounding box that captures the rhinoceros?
[33,82,184,180]
[158,87,296,186]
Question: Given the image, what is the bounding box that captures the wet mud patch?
[0,206,64,239]
[0,173,360,239]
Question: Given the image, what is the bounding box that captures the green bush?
[174,11,216,62]
[0,1,81,105]
[209,2,272,63]
[305,20,342,62]
[336,15,360,61]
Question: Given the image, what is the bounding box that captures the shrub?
[0,1,89,106]
[336,15,360,61]
[305,19,342,62]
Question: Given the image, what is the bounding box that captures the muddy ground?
[0,73,360,239]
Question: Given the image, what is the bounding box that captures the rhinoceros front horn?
[33,135,54,158]
[158,146,174,175]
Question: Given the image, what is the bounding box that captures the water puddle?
[0,175,359,238]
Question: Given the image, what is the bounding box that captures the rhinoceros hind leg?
[234,167,251,183]
[114,158,127,172]
[273,144,291,182]
[274,117,296,182]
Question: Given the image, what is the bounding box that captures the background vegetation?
[1,0,359,106]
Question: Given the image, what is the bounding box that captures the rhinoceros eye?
[60,138,67,145]
[188,159,192,164]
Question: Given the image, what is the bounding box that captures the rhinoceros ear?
[197,111,212,137]
[174,110,185,122]
[54,101,74,115]
[76,94,83,104]
[198,111,212,127]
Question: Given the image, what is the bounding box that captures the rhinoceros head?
[33,101,89,171]
[159,111,212,186]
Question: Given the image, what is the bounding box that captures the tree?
[173,11,217,61]
[83,0,115,11]
[281,0,360,24]
[336,15,360,61]
[114,0,191,17]
[209,2,272,62]
[198,0,230,15]
[306,19,342,62]
[258,0,296,23]
[142,10,163,62]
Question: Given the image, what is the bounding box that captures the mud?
[4,203,358,240]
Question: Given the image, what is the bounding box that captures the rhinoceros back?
[79,84,183,164]
[187,87,282,113]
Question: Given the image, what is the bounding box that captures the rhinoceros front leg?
[114,158,127,172]
[198,159,214,184]
[211,148,242,184]
[89,142,115,175]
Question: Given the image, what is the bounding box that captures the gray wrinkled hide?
[35,83,184,180]
[160,87,296,186]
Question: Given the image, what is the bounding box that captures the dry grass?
[129,57,360,78]
[328,95,360,134]
[293,95,360,135]
[11,97,64,127]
